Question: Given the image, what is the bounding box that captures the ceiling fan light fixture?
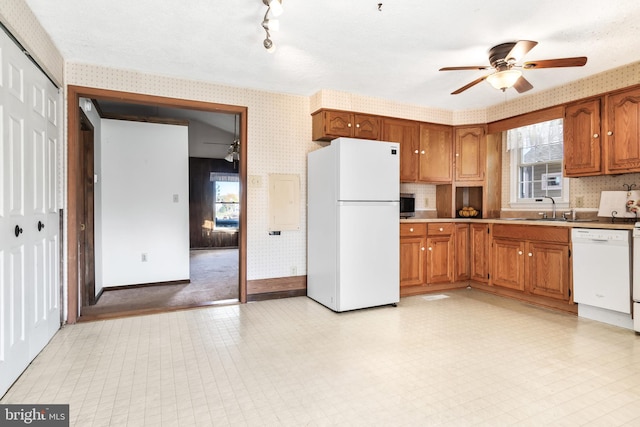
[486,69,523,91]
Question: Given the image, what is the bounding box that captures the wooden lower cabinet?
[400,224,427,287]
[527,241,570,301]
[487,224,573,310]
[400,222,469,296]
[470,223,489,282]
[399,221,574,312]
[454,223,470,281]
[491,238,526,291]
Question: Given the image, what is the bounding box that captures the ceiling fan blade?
[506,40,538,62]
[513,76,533,93]
[439,66,490,71]
[451,75,489,95]
[523,57,588,69]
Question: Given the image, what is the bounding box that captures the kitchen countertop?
[400,217,636,230]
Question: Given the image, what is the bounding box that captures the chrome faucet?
[541,196,556,219]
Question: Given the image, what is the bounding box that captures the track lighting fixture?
[261,0,283,52]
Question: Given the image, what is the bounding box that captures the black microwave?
[400,193,415,218]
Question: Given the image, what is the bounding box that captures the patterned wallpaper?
[0,1,64,85]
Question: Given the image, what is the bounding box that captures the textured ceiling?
[24,0,640,111]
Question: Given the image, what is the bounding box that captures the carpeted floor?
[79,248,238,320]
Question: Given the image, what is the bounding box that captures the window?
[211,173,239,230]
[507,118,569,208]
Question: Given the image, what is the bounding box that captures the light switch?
[249,175,263,187]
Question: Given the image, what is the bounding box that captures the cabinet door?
[564,99,602,176]
[605,87,640,173]
[400,236,426,287]
[470,223,489,283]
[353,114,381,140]
[491,238,525,291]
[455,126,486,182]
[419,123,453,182]
[325,110,354,138]
[426,235,454,284]
[382,119,420,182]
[455,224,470,281]
[526,241,570,301]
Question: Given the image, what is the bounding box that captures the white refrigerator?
[307,137,400,312]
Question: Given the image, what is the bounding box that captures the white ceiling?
[24,0,640,111]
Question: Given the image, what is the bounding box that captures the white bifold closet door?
[0,28,62,397]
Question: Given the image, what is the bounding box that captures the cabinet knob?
[356,123,360,128]
[456,153,459,157]
[421,150,425,155]
[421,247,425,251]
[414,150,419,154]
[518,250,523,255]
[428,247,432,251]
[439,227,443,231]
[607,131,613,136]
[348,123,352,128]
[409,227,414,232]
[593,133,599,138]
[528,252,533,257]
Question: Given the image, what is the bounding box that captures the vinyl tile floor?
[2,289,640,426]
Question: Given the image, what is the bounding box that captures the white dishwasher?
[571,228,633,329]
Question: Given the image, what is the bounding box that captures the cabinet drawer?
[427,223,454,236]
[492,224,569,243]
[400,223,427,237]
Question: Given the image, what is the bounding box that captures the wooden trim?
[470,281,577,314]
[100,112,190,126]
[247,289,307,302]
[247,275,307,295]
[487,106,564,134]
[66,85,249,324]
[400,281,468,297]
[102,279,191,291]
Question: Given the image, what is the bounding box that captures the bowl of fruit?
[458,206,480,218]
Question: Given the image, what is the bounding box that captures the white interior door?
[0,29,61,396]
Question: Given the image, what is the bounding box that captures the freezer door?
[337,201,399,311]
[335,138,400,201]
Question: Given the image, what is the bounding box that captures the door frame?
[66,85,248,324]
[78,107,96,305]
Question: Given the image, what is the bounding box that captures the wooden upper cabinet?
[419,123,453,183]
[454,126,486,182]
[604,86,640,174]
[312,109,381,141]
[382,118,420,182]
[564,99,602,177]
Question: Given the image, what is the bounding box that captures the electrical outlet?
[173,194,179,203]
[425,197,429,207]
[290,266,297,276]
[141,253,148,262]
[575,196,584,208]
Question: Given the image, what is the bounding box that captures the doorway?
[66,86,248,324]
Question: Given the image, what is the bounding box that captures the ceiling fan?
[439,40,587,95]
